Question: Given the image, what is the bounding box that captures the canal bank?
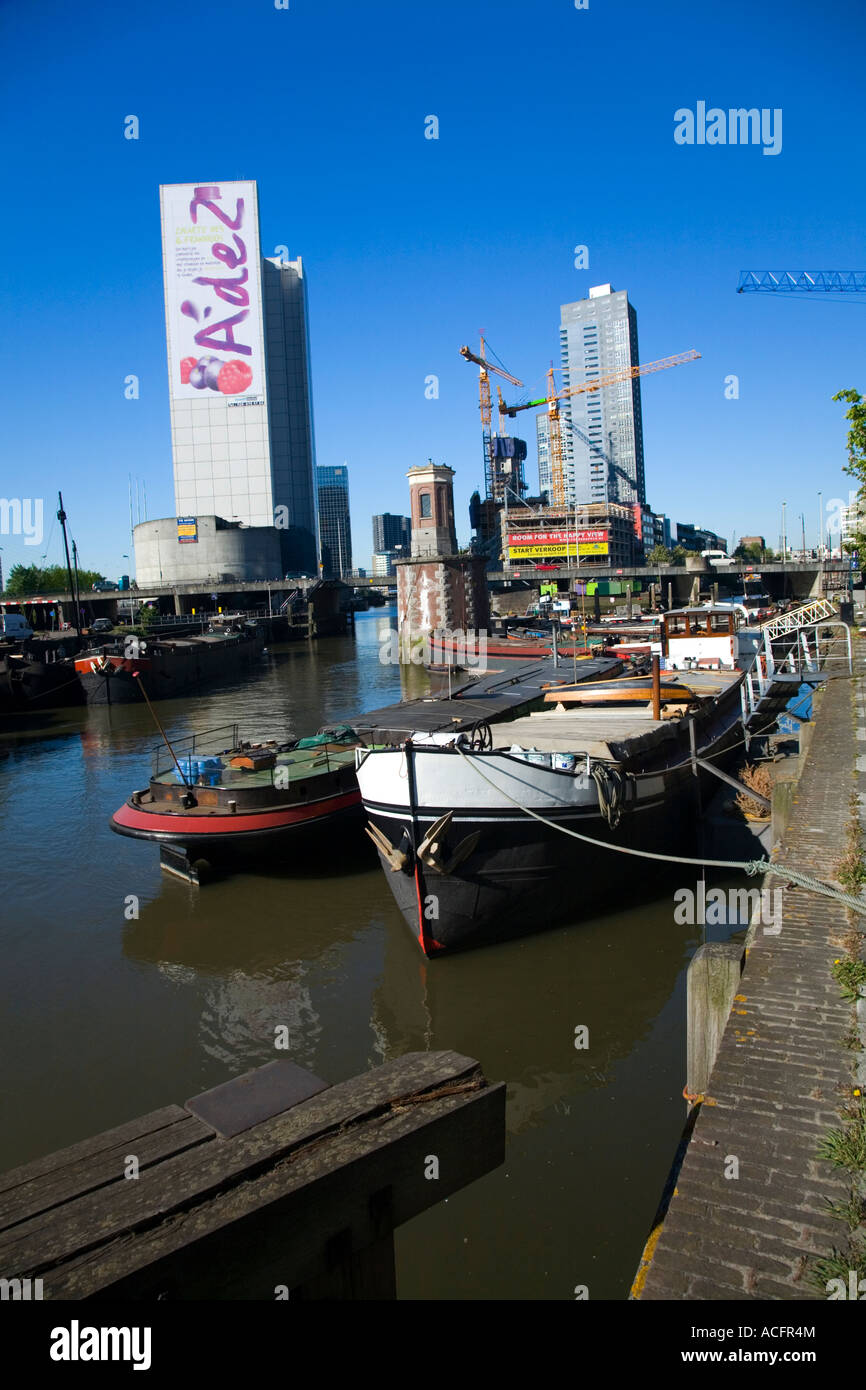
[0,607,760,1299]
[633,646,866,1300]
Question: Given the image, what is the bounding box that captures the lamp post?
[818,491,824,562]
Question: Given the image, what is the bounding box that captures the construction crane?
[501,349,701,506]
[737,271,866,296]
[459,340,523,500]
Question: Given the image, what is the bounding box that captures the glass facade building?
[536,413,551,497]
[317,464,352,578]
[372,513,411,557]
[559,285,646,508]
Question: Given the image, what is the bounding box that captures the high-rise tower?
[160,181,318,576]
[559,284,646,507]
[317,463,352,578]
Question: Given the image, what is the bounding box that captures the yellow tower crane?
[459,340,523,500]
[502,349,701,506]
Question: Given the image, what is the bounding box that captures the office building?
[157,181,318,579]
[559,284,646,508]
[675,522,728,554]
[372,513,411,558]
[317,464,352,578]
[372,551,398,577]
[536,414,551,497]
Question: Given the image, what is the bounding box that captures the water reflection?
[0,609,747,1299]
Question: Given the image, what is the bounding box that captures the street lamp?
[818,491,824,562]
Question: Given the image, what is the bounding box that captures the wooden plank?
[0,1106,195,1198]
[0,1051,484,1277]
[0,1116,214,1230]
[45,1081,506,1299]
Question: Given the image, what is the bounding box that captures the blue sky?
[1,0,864,579]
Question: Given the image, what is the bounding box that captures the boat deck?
[152,744,357,790]
[348,656,622,743]
[492,669,743,757]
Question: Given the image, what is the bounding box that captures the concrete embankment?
[633,653,865,1300]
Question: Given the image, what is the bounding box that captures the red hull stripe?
[112,789,361,836]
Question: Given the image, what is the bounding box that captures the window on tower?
[419,492,432,518]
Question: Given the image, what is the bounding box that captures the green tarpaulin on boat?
[295,725,358,749]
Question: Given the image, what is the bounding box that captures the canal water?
[0,608,746,1300]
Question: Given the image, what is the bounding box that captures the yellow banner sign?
[508,542,609,560]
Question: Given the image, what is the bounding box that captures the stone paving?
[635,653,864,1300]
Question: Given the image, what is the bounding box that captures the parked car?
[90,617,114,634]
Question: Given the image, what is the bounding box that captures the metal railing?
[151,726,358,785]
[152,723,239,777]
[760,597,837,640]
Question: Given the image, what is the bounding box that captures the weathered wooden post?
[651,654,661,721]
[686,942,744,1104]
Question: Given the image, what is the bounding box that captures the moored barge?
[355,608,761,955]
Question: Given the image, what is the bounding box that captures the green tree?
[135,605,158,636]
[833,388,866,551]
[734,541,762,562]
[671,545,687,566]
[5,563,103,596]
[646,544,672,564]
[5,564,43,595]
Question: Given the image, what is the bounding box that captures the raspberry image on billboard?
[180,355,253,394]
[218,360,253,395]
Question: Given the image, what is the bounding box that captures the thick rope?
[453,744,866,917]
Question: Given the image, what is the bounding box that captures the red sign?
[507,528,608,546]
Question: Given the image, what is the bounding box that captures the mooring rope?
[452,744,866,917]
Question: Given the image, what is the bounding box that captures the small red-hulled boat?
[110,723,364,881]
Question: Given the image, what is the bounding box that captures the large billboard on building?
[160,182,265,405]
[507,528,608,560]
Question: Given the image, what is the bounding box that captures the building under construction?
[498,501,638,570]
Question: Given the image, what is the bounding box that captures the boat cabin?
[661,606,740,671]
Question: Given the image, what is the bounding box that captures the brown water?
[0,608,744,1300]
